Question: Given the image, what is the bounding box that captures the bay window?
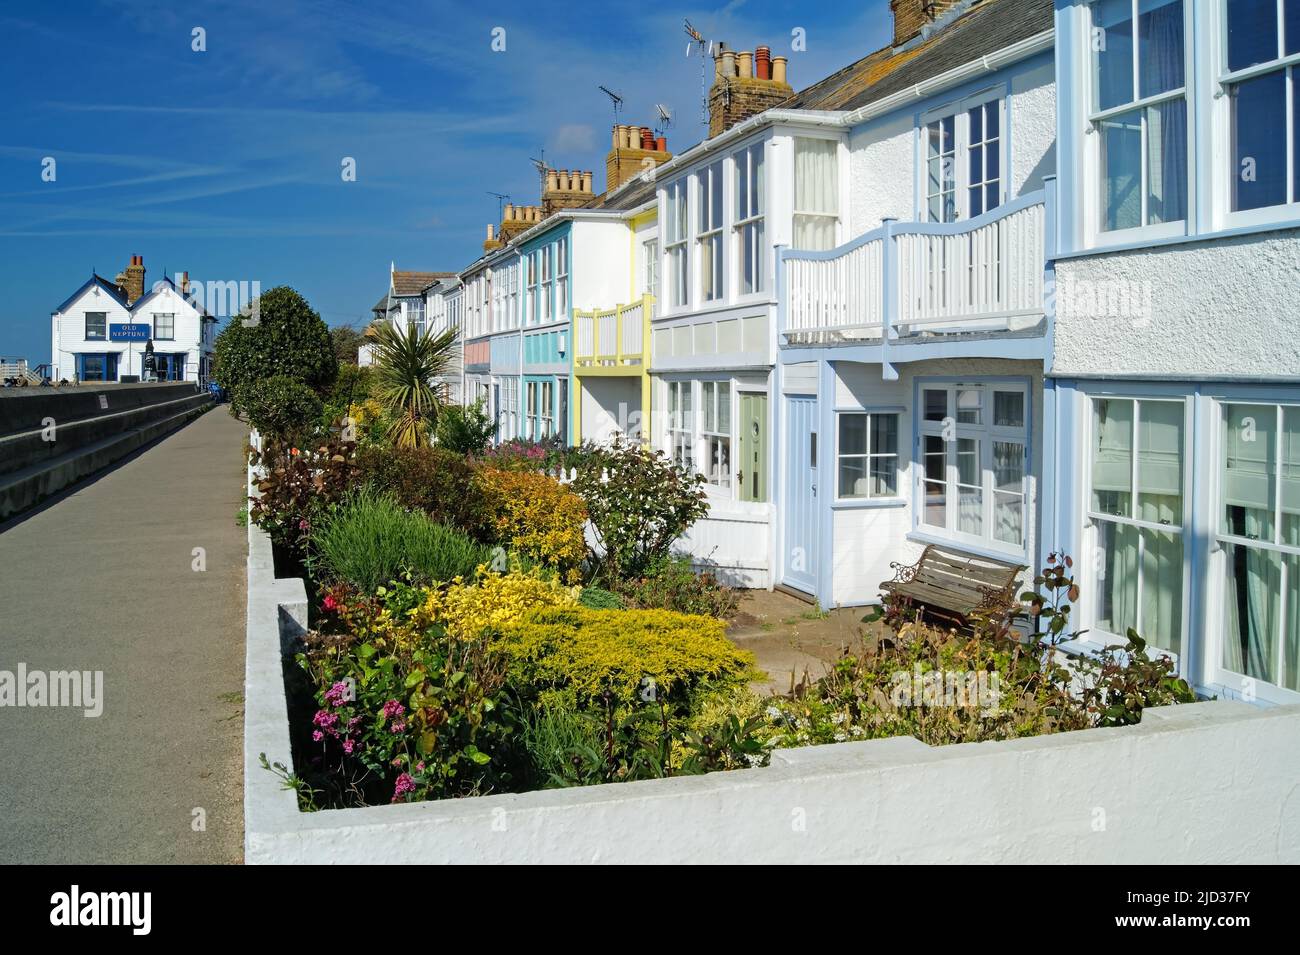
[924,96,1003,222]
[665,179,689,308]
[735,142,765,293]
[698,161,724,302]
[701,381,731,486]
[667,380,694,470]
[919,383,1029,551]
[1223,0,1300,214]
[1088,396,1186,655]
[837,413,899,499]
[1090,0,1188,234]
[1218,402,1300,692]
[793,137,839,249]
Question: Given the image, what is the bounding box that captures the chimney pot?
[721,49,736,78]
[738,51,753,79]
[656,135,667,152]
[487,223,495,240]
[772,55,788,85]
[756,45,771,80]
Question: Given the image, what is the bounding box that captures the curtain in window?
[794,138,837,250]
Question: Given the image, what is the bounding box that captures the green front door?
[738,392,768,503]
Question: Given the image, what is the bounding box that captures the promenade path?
[0,408,247,863]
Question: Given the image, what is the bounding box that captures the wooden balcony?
[778,185,1054,346]
[573,294,653,375]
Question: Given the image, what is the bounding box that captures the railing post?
[1042,174,1058,262]
[879,218,899,381]
[774,244,788,341]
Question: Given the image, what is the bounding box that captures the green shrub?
[322,363,377,425]
[435,401,496,455]
[565,435,709,584]
[578,586,624,610]
[355,445,490,533]
[491,606,757,712]
[214,286,337,411]
[310,489,493,593]
[475,467,588,580]
[249,433,359,553]
[236,375,324,442]
[616,556,740,618]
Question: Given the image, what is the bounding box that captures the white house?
[50,256,216,383]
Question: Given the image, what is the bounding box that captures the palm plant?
[369,321,458,448]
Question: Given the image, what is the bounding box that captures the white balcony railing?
[779,185,1053,345]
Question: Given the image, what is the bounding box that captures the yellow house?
[571,197,657,444]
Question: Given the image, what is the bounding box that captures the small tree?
[369,322,457,449]
[213,286,337,414]
[330,325,365,365]
[568,435,710,584]
[236,375,323,443]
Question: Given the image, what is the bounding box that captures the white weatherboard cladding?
[829,358,1043,606]
[51,283,209,381]
[1052,228,1300,378]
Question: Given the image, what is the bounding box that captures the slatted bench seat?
[879,543,1026,625]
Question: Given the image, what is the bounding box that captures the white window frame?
[526,253,538,326]
[642,237,659,298]
[916,381,1030,556]
[701,380,732,488]
[920,90,1007,223]
[540,246,552,324]
[836,411,901,501]
[525,380,539,440]
[792,135,841,251]
[1085,0,1191,243]
[1082,394,1191,662]
[85,311,107,341]
[1216,0,1300,228]
[666,379,694,471]
[540,379,555,438]
[734,141,766,295]
[664,178,690,310]
[1208,399,1300,699]
[555,237,568,321]
[697,160,725,303]
[153,312,175,341]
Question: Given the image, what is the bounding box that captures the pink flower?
[324,681,349,706]
[380,700,405,721]
[415,761,425,772]
[342,738,355,755]
[312,730,324,742]
[298,518,310,531]
[391,772,416,802]
[390,722,406,734]
[323,594,339,612]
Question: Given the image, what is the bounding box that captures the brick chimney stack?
[542,166,597,215]
[890,0,966,47]
[707,41,793,138]
[121,254,146,304]
[605,125,672,193]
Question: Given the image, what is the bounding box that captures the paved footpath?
[0,408,247,863]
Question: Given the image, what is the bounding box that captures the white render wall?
[1052,227,1300,378]
[847,55,1056,234]
[571,220,631,311]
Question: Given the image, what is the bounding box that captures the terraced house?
[403,0,1296,705]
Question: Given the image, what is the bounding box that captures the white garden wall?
[245,481,1300,863]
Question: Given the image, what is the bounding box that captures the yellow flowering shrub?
[347,397,386,429]
[490,606,759,710]
[411,566,580,641]
[475,468,588,581]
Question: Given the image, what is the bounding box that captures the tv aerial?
[683,19,713,128]
[654,103,674,139]
[486,191,510,220]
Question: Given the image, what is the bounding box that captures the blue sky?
[0,0,890,363]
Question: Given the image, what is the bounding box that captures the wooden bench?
[879,543,1026,625]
